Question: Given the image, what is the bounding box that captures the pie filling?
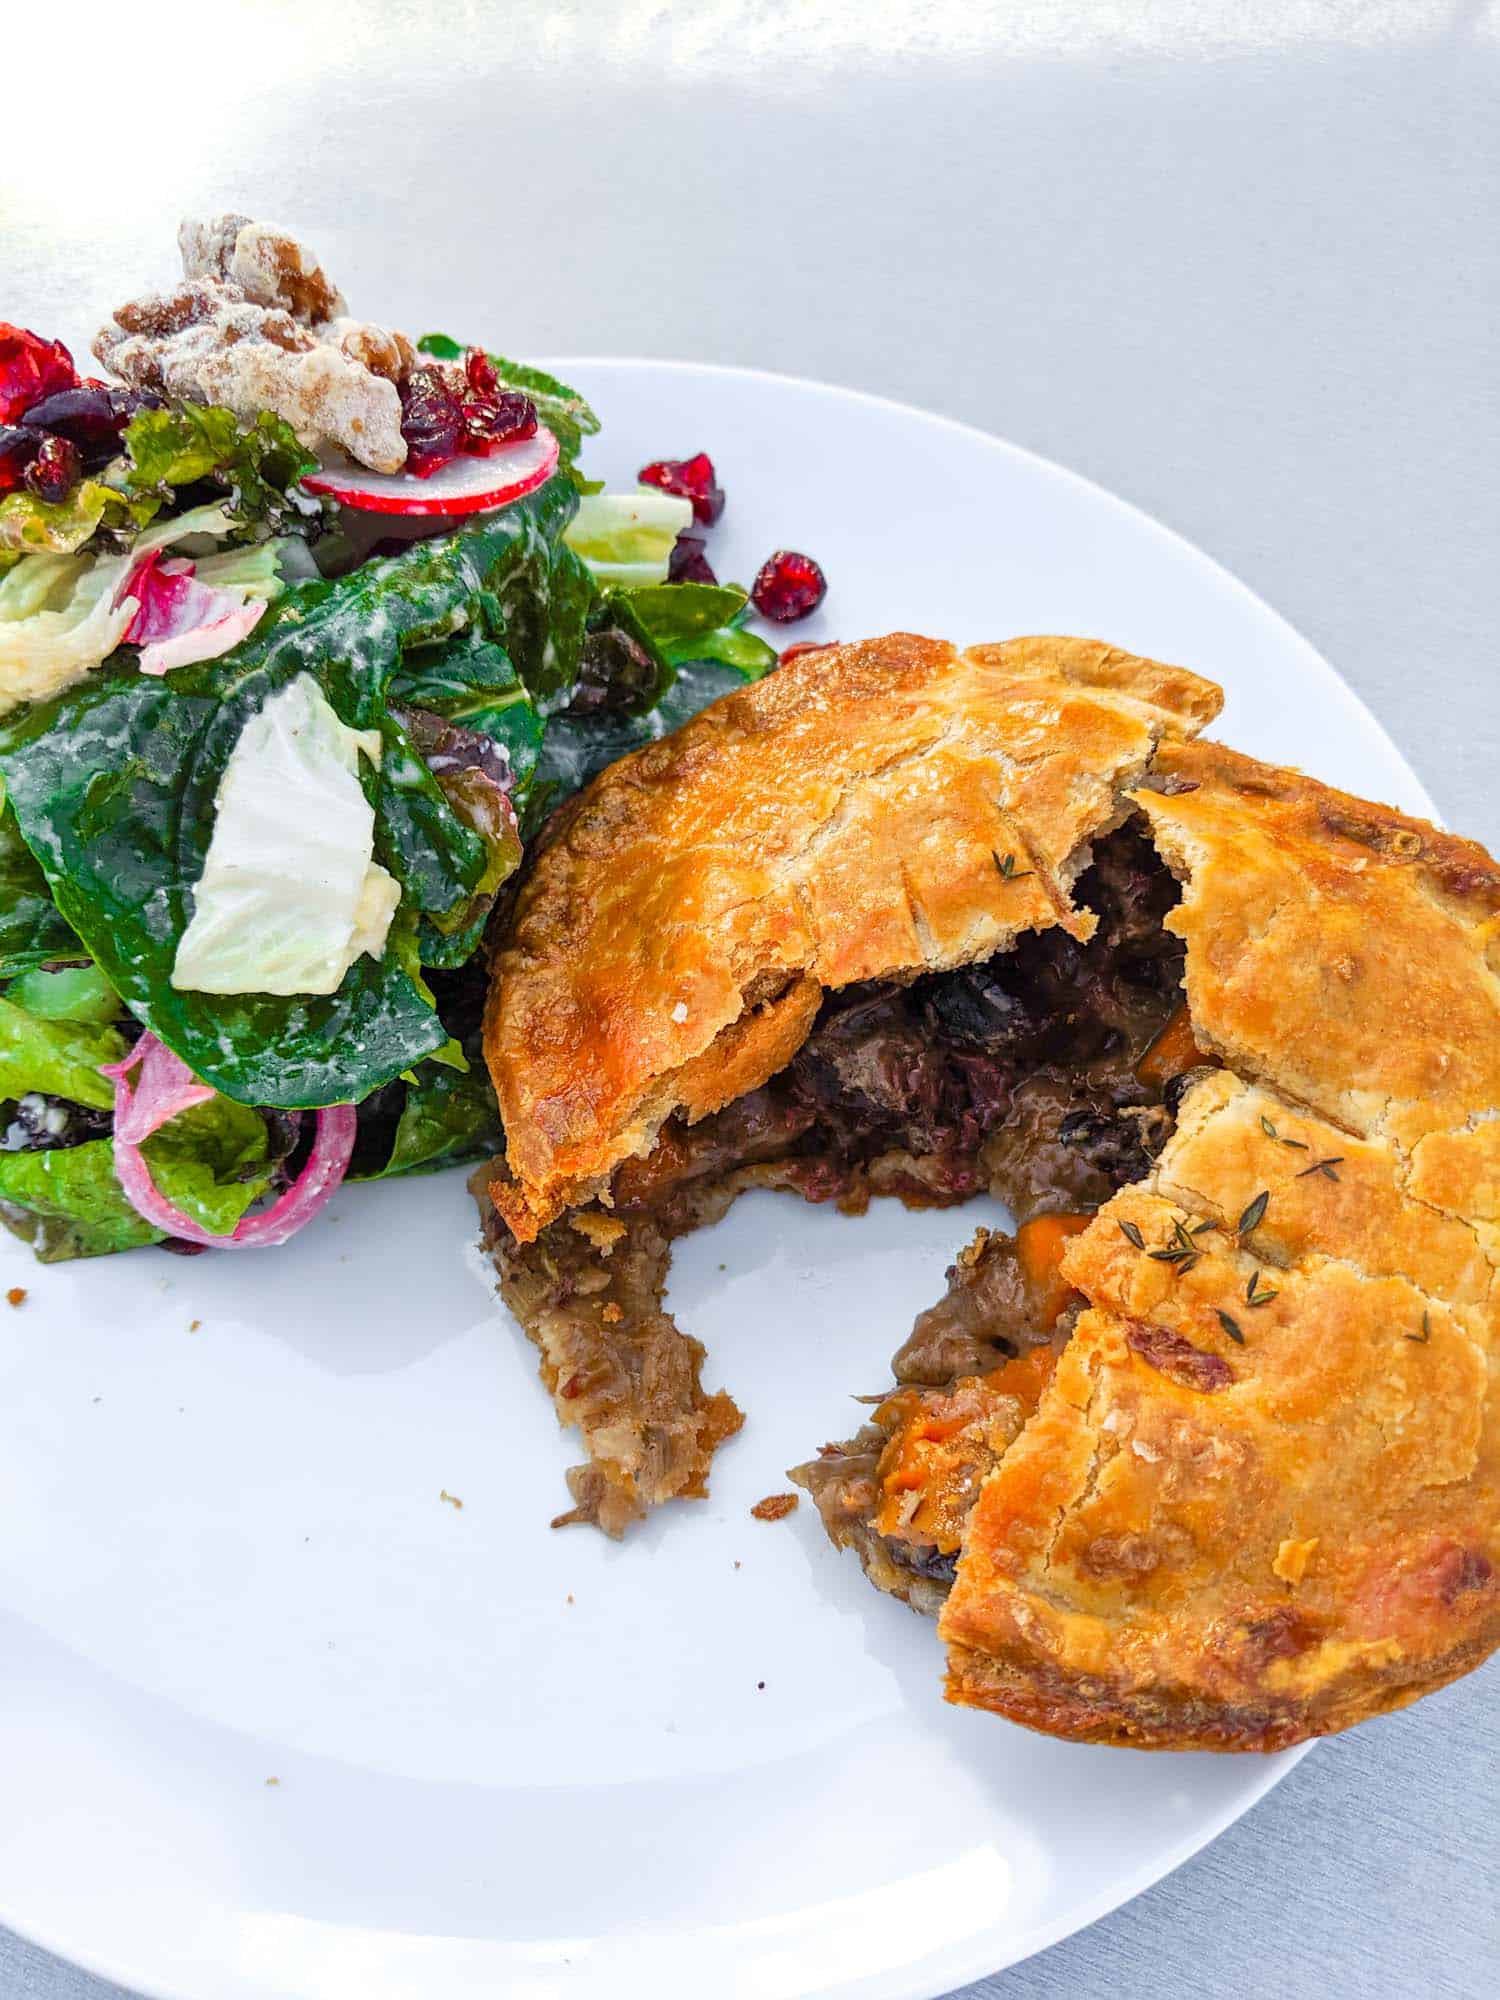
[479,817,1213,1544]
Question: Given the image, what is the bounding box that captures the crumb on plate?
[751,1492,799,1522]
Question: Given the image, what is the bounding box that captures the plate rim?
[5,350,1423,2000]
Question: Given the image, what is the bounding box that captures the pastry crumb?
[1273,1536,1319,1584]
[751,1492,799,1522]
[439,1488,464,1510]
[566,1592,574,1604]
[6,1287,27,1307]
[188,1318,201,1332]
[733,1559,742,1569]
[265,1776,280,1787]
[601,1301,623,1323]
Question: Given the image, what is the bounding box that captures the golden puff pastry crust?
[485,634,1222,1239]
[940,746,1500,1748]
[483,635,1500,1747]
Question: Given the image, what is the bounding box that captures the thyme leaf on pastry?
[1236,1190,1270,1237]
[1149,1245,1200,1272]
[1298,1157,1344,1181]
[1119,1219,1146,1249]
[1246,1271,1278,1306]
[1259,1113,1309,1150]
[992,850,1033,882]
[1216,1308,1246,1344]
[1405,1310,1432,1344]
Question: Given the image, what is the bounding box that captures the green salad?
[0,224,785,1261]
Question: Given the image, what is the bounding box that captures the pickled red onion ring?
[100,1033,356,1249]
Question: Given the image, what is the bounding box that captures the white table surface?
[3,3,1497,1995]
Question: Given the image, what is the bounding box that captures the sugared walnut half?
[94,218,413,473]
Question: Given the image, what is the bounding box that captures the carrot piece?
[1136,1001,1216,1089]
[1016,1212,1093,1328]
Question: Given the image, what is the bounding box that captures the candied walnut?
[177,214,252,283]
[110,282,225,340]
[330,317,415,382]
[179,216,346,324]
[94,218,412,472]
[97,289,406,475]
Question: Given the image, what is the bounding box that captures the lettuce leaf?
[563,491,693,588]
[0,1092,273,1261]
[0,479,117,557]
[0,477,588,1108]
[0,1142,158,1260]
[3,962,120,1023]
[0,994,124,1107]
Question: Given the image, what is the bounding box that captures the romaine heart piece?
[301,426,558,516]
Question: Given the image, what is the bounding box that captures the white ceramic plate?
[0,362,1435,2000]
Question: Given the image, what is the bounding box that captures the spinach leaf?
[0,804,83,977]
[349,1061,503,1182]
[610,581,778,688]
[527,661,750,831]
[0,480,587,1108]
[390,629,546,801]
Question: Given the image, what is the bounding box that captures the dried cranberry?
[0,325,77,425]
[0,425,42,495]
[398,366,464,476]
[21,383,142,465]
[462,389,538,454]
[22,434,82,504]
[464,348,499,397]
[667,529,717,585]
[638,452,725,526]
[751,549,826,623]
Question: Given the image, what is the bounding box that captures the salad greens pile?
[0,342,779,1261]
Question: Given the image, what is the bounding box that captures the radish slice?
[302,426,559,517]
[101,1034,357,1250]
